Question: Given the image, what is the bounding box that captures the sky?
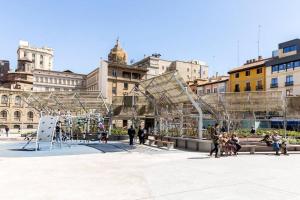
[1,0,300,76]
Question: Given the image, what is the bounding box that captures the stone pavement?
[0,141,299,200]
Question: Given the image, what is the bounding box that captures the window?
[283,45,297,53]
[245,82,251,91]
[257,68,262,74]
[286,75,293,86]
[162,66,164,70]
[286,89,293,96]
[245,70,250,76]
[112,69,117,77]
[272,65,279,73]
[112,87,117,95]
[13,125,20,129]
[122,72,131,79]
[27,111,34,121]
[1,95,8,104]
[287,62,294,69]
[234,84,240,92]
[194,69,196,73]
[14,111,21,121]
[235,73,239,78]
[0,110,7,119]
[32,54,35,62]
[256,80,263,90]
[271,78,278,88]
[27,125,33,129]
[279,64,286,71]
[294,61,300,68]
[206,89,211,94]
[124,82,128,90]
[187,68,190,72]
[24,51,27,57]
[15,96,21,106]
[213,88,217,93]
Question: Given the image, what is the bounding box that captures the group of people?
[128,126,146,145]
[260,133,288,155]
[210,123,241,158]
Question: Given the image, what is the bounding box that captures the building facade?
[0,89,39,130]
[0,60,10,83]
[266,39,300,96]
[17,40,54,71]
[133,55,208,82]
[33,69,86,92]
[228,57,268,92]
[86,40,147,103]
[197,76,229,95]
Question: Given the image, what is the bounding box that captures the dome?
[108,39,128,64]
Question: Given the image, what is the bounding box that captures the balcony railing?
[256,85,263,91]
[270,83,278,88]
[245,87,251,92]
[285,81,294,86]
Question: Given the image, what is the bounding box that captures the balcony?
[256,85,263,91]
[270,83,278,88]
[285,81,294,86]
[245,87,251,92]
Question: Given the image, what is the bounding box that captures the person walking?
[128,125,136,145]
[137,126,145,145]
[5,126,9,137]
[209,123,220,158]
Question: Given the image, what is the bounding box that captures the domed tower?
[108,39,128,64]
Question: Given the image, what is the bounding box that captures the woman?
[231,134,241,155]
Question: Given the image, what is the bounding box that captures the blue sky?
[1,0,300,76]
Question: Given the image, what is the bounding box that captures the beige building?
[33,69,86,92]
[87,40,147,103]
[17,40,54,71]
[0,89,39,130]
[196,76,229,95]
[133,55,209,82]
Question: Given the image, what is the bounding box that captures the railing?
[14,117,21,122]
[270,83,278,88]
[256,85,263,91]
[285,81,294,86]
[245,87,251,92]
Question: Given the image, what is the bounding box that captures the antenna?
[257,25,261,57]
[237,40,240,66]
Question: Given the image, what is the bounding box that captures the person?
[100,130,108,144]
[209,123,220,158]
[250,127,256,135]
[5,126,9,137]
[128,126,136,145]
[272,133,281,155]
[260,134,272,146]
[137,126,145,145]
[221,126,226,133]
[231,134,241,155]
[55,122,61,143]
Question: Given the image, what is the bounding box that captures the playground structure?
[19,91,111,150]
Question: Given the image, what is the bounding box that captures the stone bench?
[241,145,256,154]
[147,139,174,150]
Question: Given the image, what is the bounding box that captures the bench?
[146,137,174,150]
[241,145,256,154]
[156,140,174,150]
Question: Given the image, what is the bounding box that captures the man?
[137,126,145,145]
[5,126,9,137]
[128,126,136,145]
[250,127,256,135]
[209,123,220,158]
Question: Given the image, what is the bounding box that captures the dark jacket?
[128,128,136,138]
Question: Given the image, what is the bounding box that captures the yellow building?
[228,57,269,92]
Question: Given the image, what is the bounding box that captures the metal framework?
[138,71,204,138]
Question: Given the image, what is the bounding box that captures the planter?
[109,135,129,141]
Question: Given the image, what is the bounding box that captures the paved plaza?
[0,140,299,200]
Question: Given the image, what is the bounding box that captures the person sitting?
[231,134,241,155]
[250,127,256,135]
[260,134,272,146]
[272,133,281,156]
